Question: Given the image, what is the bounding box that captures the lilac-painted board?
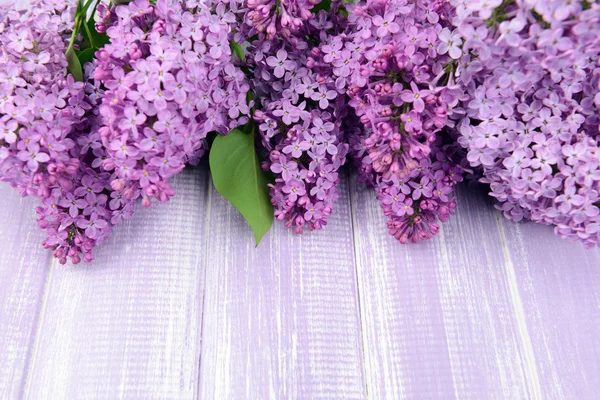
[350,181,543,399]
[1,171,600,398]
[502,218,600,400]
[22,169,208,399]
[0,187,50,400]
[199,177,366,399]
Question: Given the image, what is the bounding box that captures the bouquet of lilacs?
[3,0,600,265]
[447,0,600,247]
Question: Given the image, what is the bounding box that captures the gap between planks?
[495,214,543,400]
[196,171,214,400]
[348,173,372,400]
[22,254,55,400]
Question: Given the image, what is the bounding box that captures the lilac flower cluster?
[342,0,465,243]
[246,0,321,39]
[36,63,138,264]
[449,0,600,247]
[0,2,137,264]
[0,1,85,198]
[94,0,250,208]
[248,9,350,233]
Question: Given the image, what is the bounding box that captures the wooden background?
[1,167,600,400]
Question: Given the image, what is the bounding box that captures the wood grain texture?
[0,186,50,400]
[199,176,366,400]
[350,180,540,400]
[501,217,600,400]
[23,169,208,400]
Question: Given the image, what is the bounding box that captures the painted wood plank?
[0,186,50,400]
[199,176,366,399]
[24,168,208,400]
[501,216,600,400]
[350,180,539,399]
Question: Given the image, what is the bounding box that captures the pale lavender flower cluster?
[36,63,138,264]
[449,0,600,247]
[0,1,85,198]
[248,9,350,233]
[94,0,250,208]
[0,2,136,264]
[342,0,464,243]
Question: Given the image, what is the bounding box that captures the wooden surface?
[1,167,600,400]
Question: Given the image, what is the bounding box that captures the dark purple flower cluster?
[342,0,464,243]
[94,0,250,208]
[248,9,350,233]
[0,1,85,198]
[374,140,463,243]
[449,0,600,247]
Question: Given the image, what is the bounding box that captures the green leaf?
[76,48,96,65]
[209,128,274,245]
[83,17,109,50]
[65,45,84,82]
[312,0,331,13]
[229,40,244,61]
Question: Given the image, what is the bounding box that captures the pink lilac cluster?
[0,1,85,198]
[449,0,600,247]
[343,0,465,243]
[248,8,350,233]
[93,0,250,208]
[245,0,322,40]
[36,63,138,264]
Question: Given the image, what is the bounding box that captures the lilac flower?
[248,7,350,233]
[59,193,89,219]
[312,86,338,109]
[266,49,296,79]
[118,106,146,134]
[449,0,600,248]
[283,139,310,158]
[282,179,306,202]
[245,0,319,40]
[95,0,250,207]
[16,143,50,171]
[342,0,464,244]
[438,28,463,59]
[372,13,400,37]
[76,212,109,240]
[401,82,431,113]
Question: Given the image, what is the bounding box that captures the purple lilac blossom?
[0,2,137,264]
[449,0,600,248]
[94,0,250,209]
[246,6,351,233]
[343,0,466,244]
[0,1,84,198]
[246,0,322,40]
[35,62,138,265]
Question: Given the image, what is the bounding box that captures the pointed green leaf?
[65,45,83,82]
[209,128,274,245]
[76,48,96,65]
[83,17,109,50]
[229,40,244,61]
[313,0,332,13]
